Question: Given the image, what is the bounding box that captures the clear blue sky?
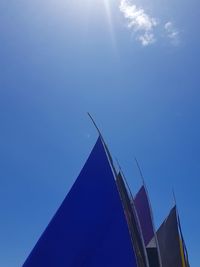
[0,0,199,266]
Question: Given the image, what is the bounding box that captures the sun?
[80,0,117,51]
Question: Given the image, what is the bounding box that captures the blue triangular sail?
[23,137,137,267]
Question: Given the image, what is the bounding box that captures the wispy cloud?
[119,0,158,46]
[164,21,180,46]
[119,0,180,47]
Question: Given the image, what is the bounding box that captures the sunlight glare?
[103,0,117,51]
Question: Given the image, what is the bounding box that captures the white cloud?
[137,32,155,46]
[164,21,180,45]
[119,0,181,47]
[119,0,158,46]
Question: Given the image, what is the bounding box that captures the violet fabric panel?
[134,186,154,246]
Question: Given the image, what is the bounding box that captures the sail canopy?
[134,186,154,246]
[157,206,184,267]
[134,185,160,267]
[23,137,137,267]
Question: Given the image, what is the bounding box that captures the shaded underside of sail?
[177,213,190,267]
[157,206,183,267]
[146,237,160,267]
[23,137,137,267]
[180,237,187,267]
[116,172,148,267]
[146,247,160,267]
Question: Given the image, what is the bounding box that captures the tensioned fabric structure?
[23,135,190,267]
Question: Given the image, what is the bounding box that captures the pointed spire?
[87,112,103,138]
[172,188,177,207]
[134,157,145,186]
[87,112,118,177]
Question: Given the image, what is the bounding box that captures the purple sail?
[134,186,154,246]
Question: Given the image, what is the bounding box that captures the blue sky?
[0,0,199,266]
